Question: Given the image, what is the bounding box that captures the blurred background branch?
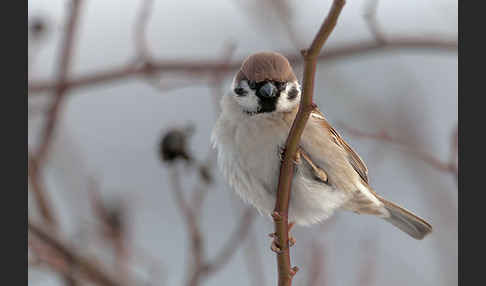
[29,220,121,286]
[28,36,456,94]
[340,123,458,184]
[162,128,255,286]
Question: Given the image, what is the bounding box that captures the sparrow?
[211,51,432,241]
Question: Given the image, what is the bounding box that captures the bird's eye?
[248,80,257,90]
[234,87,247,96]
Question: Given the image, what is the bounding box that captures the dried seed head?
[159,125,194,164]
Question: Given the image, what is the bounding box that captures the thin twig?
[190,42,236,212]
[87,180,132,282]
[363,0,386,43]
[268,0,304,50]
[273,1,346,286]
[168,165,254,286]
[168,167,205,286]
[28,37,457,94]
[134,0,171,92]
[134,0,155,61]
[34,0,82,165]
[29,237,80,286]
[29,3,85,285]
[205,209,254,275]
[29,236,71,274]
[340,123,458,183]
[28,152,56,225]
[29,220,121,286]
[165,75,253,283]
[28,0,83,229]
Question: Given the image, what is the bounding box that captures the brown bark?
[272,1,346,286]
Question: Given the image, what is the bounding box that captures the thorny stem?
[273,1,345,286]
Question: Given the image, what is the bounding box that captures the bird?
[211,51,432,245]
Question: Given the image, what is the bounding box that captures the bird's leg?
[278,145,285,162]
[278,146,302,165]
[269,221,296,253]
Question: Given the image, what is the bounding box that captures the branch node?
[290,266,299,277]
[272,211,283,221]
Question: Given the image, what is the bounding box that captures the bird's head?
[229,51,301,115]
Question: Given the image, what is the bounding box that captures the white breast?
[211,96,351,225]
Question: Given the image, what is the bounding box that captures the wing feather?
[310,108,369,184]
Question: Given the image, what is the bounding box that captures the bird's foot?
[278,146,302,165]
[278,146,285,162]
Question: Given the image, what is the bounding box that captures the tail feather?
[378,197,432,240]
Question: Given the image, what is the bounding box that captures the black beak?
[258,82,277,98]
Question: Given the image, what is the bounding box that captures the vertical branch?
[273,1,345,286]
[28,153,56,225]
[268,0,304,50]
[88,180,132,283]
[29,3,83,285]
[167,167,205,286]
[134,0,155,61]
[29,0,83,227]
[363,0,385,44]
[35,0,82,164]
[204,209,254,274]
[168,163,254,286]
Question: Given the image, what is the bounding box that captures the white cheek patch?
[235,92,260,112]
[277,81,301,112]
[231,79,260,113]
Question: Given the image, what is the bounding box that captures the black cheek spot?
[287,86,299,100]
[234,87,247,96]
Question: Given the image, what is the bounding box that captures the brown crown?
[235,51,297,83]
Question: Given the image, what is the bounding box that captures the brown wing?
[310,108,369,184]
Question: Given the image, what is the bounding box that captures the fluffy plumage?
[211,51,432,239]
